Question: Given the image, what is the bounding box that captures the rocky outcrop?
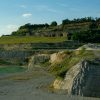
[0,50,34,65]
[77,44,100,50]
[0,41,82,50]
[28,54,50,70]
[53,60,88,91]
[0,44,32,50]
[53,59,100,98]
[50,51,66,64]
[0,50,32,59]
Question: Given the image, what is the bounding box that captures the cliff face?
[0,50,34,65]
[53,59,100,98]
[50,51,66,64]
[28,54,50,70]
[0,41,82,50]
[0,44,32,50]
[0,41,82,65]
[53,60,88,91]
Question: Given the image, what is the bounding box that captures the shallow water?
[0,66,26,74]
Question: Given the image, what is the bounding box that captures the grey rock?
[53,60,100,98]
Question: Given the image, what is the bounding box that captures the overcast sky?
[0,0,100,35]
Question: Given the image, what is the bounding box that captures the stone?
[53,59,100,98]
[28,54,50,70]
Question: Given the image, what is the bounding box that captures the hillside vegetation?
[10,17,100,36]
[0,36,67,44]
[48,48,96,79]
[0,17,99,45]
[0,17,99,44]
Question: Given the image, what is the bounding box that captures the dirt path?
[0,69,99,100]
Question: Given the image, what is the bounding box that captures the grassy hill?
[10,17,100,38]
[0,36,67,44]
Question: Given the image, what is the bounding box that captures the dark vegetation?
[72,30,100,43]
[6,17,100,43]
[0,59,12,65]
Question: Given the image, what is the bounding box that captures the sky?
[0,0,100,35]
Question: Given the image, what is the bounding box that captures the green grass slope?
[0,36,67,44]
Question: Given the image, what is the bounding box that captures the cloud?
[20,5,27,8]
[47,8,60,13]
[34,5,47,11]
[0,25,18,36]
[6,25,18,33]
[7,25,18,35]
[57,3,68,8]
[33,5,61,13]
[22,13,32,18]
[70,8,80,12]
[97,13,100,17]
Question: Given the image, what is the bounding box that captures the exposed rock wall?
[0,41,82,50]
[53,60,100,98]
[53,60,89,92]
[71,60,90,96]
[50,51,66,64]
[0,50,34,65]
[0,50,31,59]
[28,54,50,70]
[0,44,32,50]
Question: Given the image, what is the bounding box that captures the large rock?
[28,54,50,70]
[53,59,100,98]
[53,60,87,92]
[0,50,33,65]
[50,51,66,64]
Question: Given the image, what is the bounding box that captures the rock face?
[0,41,82,50]
[53,60,100,98]
[28,54,50,70]
[50,51,66,64]
[0,50,34,65]
[77,44,100,50]
[0,50,31,59]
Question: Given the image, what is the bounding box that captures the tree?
[89,22,98,30]
[50,21,57,26]
[62,19,70,25]
[44,23,49,28]
[72,30,100,43]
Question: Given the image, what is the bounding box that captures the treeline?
[10,17,100,43]
[72,30,100,43]
[19,23,49,30]
[12,22,57,36]
[12,17,100,32]
[62,17,100,25]
[70,18,100,43]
